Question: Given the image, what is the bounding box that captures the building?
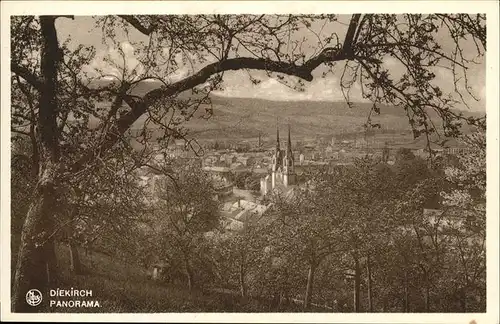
[260,122,297,196]
[299,153,305,165]
[220,199,270,232]
[354,137,368,149]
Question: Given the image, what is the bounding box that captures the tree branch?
[71,47,352,173]
[11,63,43,90]
[11,128,31,136]
[342,14,362,54]
[118,15,157,35]
[55,15,75,20]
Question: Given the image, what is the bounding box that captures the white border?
[1,1,499,323]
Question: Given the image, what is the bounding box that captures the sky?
[55,15,486,112]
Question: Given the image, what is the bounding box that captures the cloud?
[430,65,486,111]
[58,16,486,109]
[82,42,485,109]
[479,84,486,101]
[84,41,146,81]
[120,41,134,56]
[213,71,368,102]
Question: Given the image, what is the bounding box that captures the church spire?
[282,122,295,187]
[272,117,283,173]
[276,117,280,150]
[286,123,293,159]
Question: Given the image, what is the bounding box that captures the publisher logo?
[26,289,42,306]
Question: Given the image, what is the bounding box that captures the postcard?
[1,1,498,323]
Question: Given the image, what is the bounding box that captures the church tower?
[271,119,284,189]
[271,118,283,172]
[283,123,296,186]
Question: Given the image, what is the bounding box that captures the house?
[355,137,368,149]
[235,155,256,167]
[150,261,169,281]
[230,162,246,171]
[220,198,270,232]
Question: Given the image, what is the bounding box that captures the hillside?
[147,95,482,149]
[185,96,409,139]
[100,80,484,145]
[9,237,316,312]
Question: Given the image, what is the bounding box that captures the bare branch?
[11,63,43,90]
[343,14,362,54]
[11,128,31,136]
[118,15,157,35]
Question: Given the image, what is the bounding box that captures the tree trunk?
[424,271,430,312]
[366,255,373,312]
[239,257,247,298]
[460,286,467,312]
[404,269,410,312]
[184,258,194,291]
[353,255,361,312]
[69,240,82,274]
[12,177,58,312]
[46,238,58,283]
[87,243,94,267]
[424,285,430,312]
[30,130,40,179]
[304,261,316,309]
[281,289,289,307]
[12,16,61,312]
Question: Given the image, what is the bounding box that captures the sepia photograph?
[1,1,499,323]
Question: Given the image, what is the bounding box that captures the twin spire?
[276,116,280,150]
[286,122,293,159]
[269,118,296,188]
[275,118,293,160]
[272,117,295,187]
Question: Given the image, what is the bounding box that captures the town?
[136,120,473,227]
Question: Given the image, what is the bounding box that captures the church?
[260,123,296,196]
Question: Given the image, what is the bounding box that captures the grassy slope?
[50,245,246,313]
[10,240,308,313]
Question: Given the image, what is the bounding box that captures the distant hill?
[96,79,484,146]
[167,95,482,145]
[183,96,410,139]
